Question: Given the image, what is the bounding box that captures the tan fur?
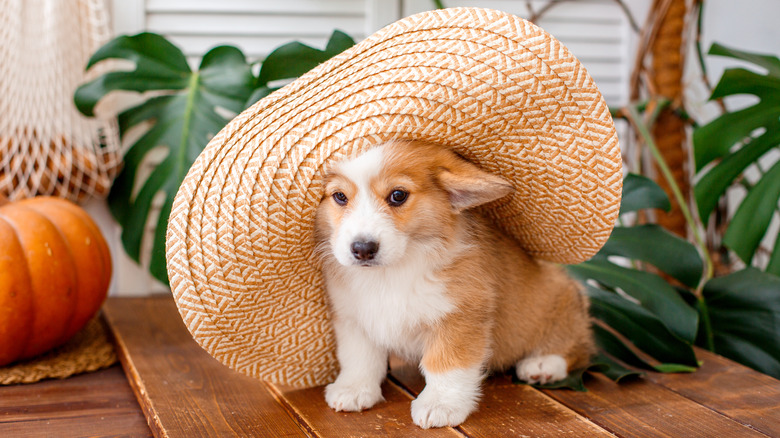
[317,140,594,376]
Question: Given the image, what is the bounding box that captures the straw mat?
[0,317,117,385]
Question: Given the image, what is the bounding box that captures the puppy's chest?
[329,268,454,354]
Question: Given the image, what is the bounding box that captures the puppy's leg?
[515,315,594,385]
[412,363,484,428]
[516,354,568,385]
[325,317,387,412]
[412,314,489,428]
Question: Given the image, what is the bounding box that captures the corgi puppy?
[314,140,594,429]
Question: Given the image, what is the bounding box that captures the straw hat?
[166,7,622,387]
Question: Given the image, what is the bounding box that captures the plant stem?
[178,72,201,182]
[693,0,709,84]
[612,0,641,32]
[692,0,727,114]
[697,296,716,351]
[626,103,714,292]
[529,0,569,22]
[432,0,445,9]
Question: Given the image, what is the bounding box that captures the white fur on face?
[331,145,408,267]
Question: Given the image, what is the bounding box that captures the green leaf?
[245,86,276,109]
[593,324,656,371]
[77,34,256,283]
[75,33,191,116]
[709,43,780,77]
[520,367,591,392]
[596,225,703,287]
[766,231,780,276]
[592,353,645,382]
[710,68,780,101]
[78,32,356,284]
[257,30,355,86]
[694,122,780,222]
[723,159,780,264]
[570,261,699,343]
[620,173,671,214]
[703,268,780,378]
[693,102,780,171]
[694,44,780,240]
[585,286,698,367]
[653,363,697,373]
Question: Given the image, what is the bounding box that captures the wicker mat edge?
[0,315,118,385]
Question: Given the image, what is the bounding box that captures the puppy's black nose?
[351,240,379,261]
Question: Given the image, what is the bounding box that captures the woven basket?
[0,0,121,202]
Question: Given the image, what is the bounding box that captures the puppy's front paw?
[516,354,568,385]
[411,389,474,429]
[325,381,384,412]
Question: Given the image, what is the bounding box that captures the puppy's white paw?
[325,381,384,412]
[516,354,568,385]
[411,388,474,429]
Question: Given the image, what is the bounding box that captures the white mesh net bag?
[0,0,121,202]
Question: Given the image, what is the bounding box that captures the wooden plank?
[267,380,464,438]
[103,296,307,438]
[389,359,612,437]
[0,365,151,438]
[542,372,769,438]
[647,348,780,437]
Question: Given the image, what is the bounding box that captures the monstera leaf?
[703,268,780,377]
[249,30,355,105]
[561,173,701,388]
[75,31,354,284]
[75,34,255,283]
[693,43,780,272]
[571,172,780,380]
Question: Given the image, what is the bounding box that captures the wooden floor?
[3,294,780,437]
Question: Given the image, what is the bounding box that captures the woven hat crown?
[166,7,621,387]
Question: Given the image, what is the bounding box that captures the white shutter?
[403,0,645,108]
[110,0,644,107]
[144,0,370,59]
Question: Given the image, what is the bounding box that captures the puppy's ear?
[437,159,514,212]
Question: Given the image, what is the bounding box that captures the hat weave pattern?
[167,8,621,387]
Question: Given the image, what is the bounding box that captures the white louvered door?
[113,0,647,108]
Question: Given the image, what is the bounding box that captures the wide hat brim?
[166,7,622,387]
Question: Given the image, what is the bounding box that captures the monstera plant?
[75,31,355,283]
[570,44,780,382]
[694,44,780,272]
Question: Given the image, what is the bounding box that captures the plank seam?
[102,312,168,438]
[642,375,773,438]
[263,382,321,438]
[541,376,770,438]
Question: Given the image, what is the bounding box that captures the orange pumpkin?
[0,196,111,366]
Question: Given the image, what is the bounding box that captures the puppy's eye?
[332,192,348,206]
[387,189,409,207]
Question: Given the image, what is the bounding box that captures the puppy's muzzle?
[351,240,379,262]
